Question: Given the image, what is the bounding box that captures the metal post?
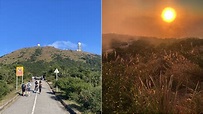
[54,68,59,92]
[16,76,18,90]
[22,75,23,84]
[56,73,58,92]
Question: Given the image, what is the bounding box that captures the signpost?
[16,67,24,90]
[54,68,59,92]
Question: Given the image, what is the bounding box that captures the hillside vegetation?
[103,34,203,113]
[0,46,101,113]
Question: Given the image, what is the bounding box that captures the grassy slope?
[0,46,101,113]
[102,34,203,113]
[0,46,95,64]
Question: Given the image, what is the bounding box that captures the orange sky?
[103,0,203,38]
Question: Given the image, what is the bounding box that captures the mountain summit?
[0,46,99,64]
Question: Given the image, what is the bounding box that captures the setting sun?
[161,7,176,23]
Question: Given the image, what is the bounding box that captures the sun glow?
[161,7,176,23]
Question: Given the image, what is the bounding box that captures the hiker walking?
[21,83,26,96]
[39,80,42,94]
[34,80,38,93]
[26,81,32,96]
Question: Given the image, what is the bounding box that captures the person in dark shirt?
[39,80,42,94]
[34,80,38,93]
[21,83,26,96]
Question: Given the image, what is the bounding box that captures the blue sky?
[0,0,101,56]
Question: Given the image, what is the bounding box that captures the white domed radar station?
[77,42,82,51]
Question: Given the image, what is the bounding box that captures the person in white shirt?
[26,81,32,96]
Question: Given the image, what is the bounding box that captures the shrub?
[0,80,9,100]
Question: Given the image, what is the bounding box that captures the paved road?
[1,80,69,114]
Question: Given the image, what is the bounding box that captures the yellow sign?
[16,67,23,76]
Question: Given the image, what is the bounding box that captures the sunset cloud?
[103,0,203,38]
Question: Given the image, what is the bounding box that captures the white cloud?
[48,41,86,50]
[81,42,87,47]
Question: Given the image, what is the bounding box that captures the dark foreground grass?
[102,38,203,113]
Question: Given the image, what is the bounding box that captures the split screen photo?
[1,0,203,114]
[103,0,203,113]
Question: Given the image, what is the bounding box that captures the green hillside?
[103,34,203,113]
[0,46,101,113]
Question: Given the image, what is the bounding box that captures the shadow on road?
[46,92,54,95]
[17,92,21,96]
[58,95,84,114]
[50,96,58,101]
[68,104,83,112]
[47,93,80,114]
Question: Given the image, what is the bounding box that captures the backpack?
[27,82,31,88]
[22,84,26,89]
